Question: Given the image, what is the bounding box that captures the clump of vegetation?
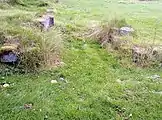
[0,27,63,73]
[87,18,162,67]
[88,18,132,50]
[0,8,63,73]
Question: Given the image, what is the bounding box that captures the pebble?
[116,79,122,83]
[60,77,64,81]
[60,62,65,65]
[120,27,134,35]
[24,104,33,109]
[3,83,9,88]
[51,80,58,84]
[60,77,68,83]
[152,91,162,95]
[148,75,160,79]
[129,114,132,117]
[44,115,48,119]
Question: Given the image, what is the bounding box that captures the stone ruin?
[88,21,162,66]
[0,36,20,64]
[36,9,55,31]
[0,9,55,65]
[96,26,134,50]
[132,45,162,65]
[132,46,149,64]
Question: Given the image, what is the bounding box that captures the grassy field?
[59,0,162,44]
[0,0,162,120]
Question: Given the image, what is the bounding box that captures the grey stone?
[60,77,68,83]
[148,75,160,79]
[3,83,9,88]
[51,80,58,84]
[0,52,18,63]
[132,46,148,63]
[120,27,134,35]
[37,14,54,31]
[152,91,162,95]
[60,77,64,81]
[24,104,33,109]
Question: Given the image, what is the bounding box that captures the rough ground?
[0,0,162,120]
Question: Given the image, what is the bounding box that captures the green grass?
[58,0,162,44]
[0,0,162,119]
[0,40,162,119]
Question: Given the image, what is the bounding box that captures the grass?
[0,0,162,119]
[59,0,162,44]
[0,40,162,119]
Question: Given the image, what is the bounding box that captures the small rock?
[60,77,68,83]
[148,75,160,79]
[0,52,18,63]
[24,103,33,109]
[60,77,64,81]
[152,91,162,95]
[129,113,133,117]
[60,62,65,65]
[116,79,122,83]
[55,61,65,66]
[44,115,48,120]
[51,80,58,84]
[120,27,134,35]
[83,44,88,49]
[3,83,9,88]
[46,8,54,13]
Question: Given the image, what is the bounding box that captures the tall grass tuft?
[0,26,63,72]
